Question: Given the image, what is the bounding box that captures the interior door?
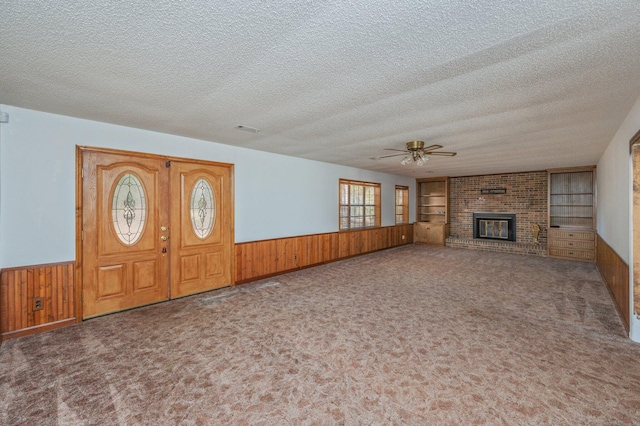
[82,150,170,318]
[169,161,233,298]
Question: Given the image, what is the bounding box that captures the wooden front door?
[80,149,233,319]
[169,161,233,298]
[82,150,170,318]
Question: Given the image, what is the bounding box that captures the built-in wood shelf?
[547,166,596,261]
[415,177,450,246]
[416,177,448,224]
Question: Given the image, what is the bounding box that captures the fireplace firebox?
[473,212,516,242]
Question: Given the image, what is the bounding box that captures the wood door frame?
[75,146,235,322]
[631,129,640,319]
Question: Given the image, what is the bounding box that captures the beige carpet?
[1,245,639,425]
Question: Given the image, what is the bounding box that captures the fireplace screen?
[478,219,508,240]
[473,212,516,242]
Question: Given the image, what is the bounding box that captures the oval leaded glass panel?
[112,173,147,246]
[190,178,215,239]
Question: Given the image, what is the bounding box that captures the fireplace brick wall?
[449,171,548,246]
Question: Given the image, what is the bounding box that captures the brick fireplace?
[446,171,547,256]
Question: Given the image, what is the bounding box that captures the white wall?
[596,94,640,342]
[597,96,640,263]
[0,107,4,268]
[0,105,415,269]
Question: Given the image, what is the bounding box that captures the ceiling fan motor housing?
[407,141,425,151]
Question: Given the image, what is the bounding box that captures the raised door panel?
[97,166,159,256]
[133,260,160,291]
[170,161,233,298]
[206,252,224,277]
[96,265,126,298]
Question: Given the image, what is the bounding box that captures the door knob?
[161,236,167,241]
[161,226,167,231]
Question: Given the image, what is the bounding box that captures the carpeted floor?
[1,245,640,425]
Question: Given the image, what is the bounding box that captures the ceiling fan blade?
[383,148,408,152]
[424,151,457,156]
[421,144,443,151]
[375,152,408,159]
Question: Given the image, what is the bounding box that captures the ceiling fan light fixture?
[380,141,455,166]
[400,148,430,166]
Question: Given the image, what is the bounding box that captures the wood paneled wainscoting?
[236,224,414,283]
[0,261,76,341]
[596,234,629,331]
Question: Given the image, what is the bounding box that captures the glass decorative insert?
[112,173,147,245]
[190,178,216,239]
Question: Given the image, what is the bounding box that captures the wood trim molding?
[629,128,640,152]
[633,140,640,319]
[452,169,547,179]
[546,165,597,173]
[632,138,640,326]
[1,319,77,341]
[76,145,234,168]
[1,260,77,273]
[595,234,630,332]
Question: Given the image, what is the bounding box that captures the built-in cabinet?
[414,222,449,245]
[548,228,595,261]
[415,177,449,245]
[547,166,596,261]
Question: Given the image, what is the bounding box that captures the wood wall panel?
[235,224,413,283]
[1,261,76,340]
[596,234,630,331]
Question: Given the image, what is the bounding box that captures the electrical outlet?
[294,254,298,261]
[33,297,44,311]
[402,235,405,240]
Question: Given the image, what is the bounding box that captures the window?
[112,173,147,246]
[339,179,381,230]
[190,178,216,239]
[395,185,409,224]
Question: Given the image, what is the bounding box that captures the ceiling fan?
[375,141,457,166]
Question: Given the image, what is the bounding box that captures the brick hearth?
[446,236,547,256]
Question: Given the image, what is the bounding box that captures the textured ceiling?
[1,1,640,177]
